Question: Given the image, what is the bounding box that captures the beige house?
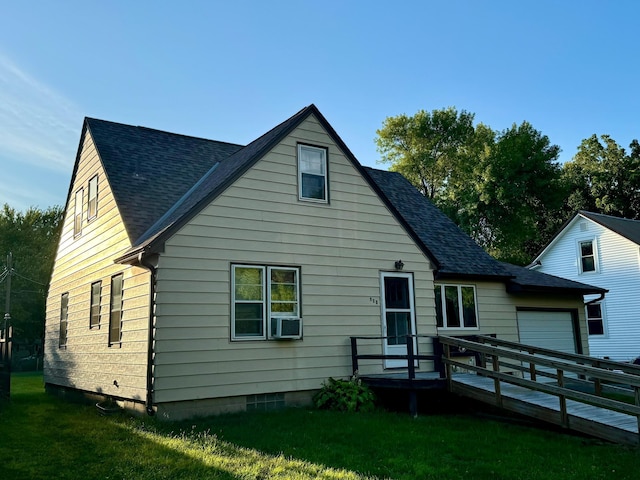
[44,105,604,419]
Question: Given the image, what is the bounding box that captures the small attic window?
[88,175,98,220]
[74,188,83,237]
[298,144,328,203]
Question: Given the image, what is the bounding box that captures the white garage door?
[517,310,577,354]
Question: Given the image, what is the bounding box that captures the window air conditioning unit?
[270,317,302,339]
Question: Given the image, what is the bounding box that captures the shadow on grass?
[0,374,372,480]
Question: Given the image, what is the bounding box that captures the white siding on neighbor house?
[536,216,639,361]
[44,131,150,402]
[152,114,437,403]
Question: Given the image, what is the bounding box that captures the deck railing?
[439,335,640,437]
[349,334,443,380]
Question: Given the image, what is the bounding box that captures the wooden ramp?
[451,374,638,445]
[440,335,640,445]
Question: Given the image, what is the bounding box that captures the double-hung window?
[298,144,328,202]
[88,175,98,220]
[434,284,478,329]
[586,302,605,336]
[109,274,123,345]
[579,240,596,273]
[74,189,83,237]
[90,281,101,328]
[231,264,300,340]
[59,293,69,347]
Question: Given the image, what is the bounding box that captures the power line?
[12,270,46,286]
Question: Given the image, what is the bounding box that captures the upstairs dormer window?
[579,240,596,273]
[88,175,98,220]
[74,188,83,237]
[298,144,328,203]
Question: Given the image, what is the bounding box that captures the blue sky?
[1,1,639,211]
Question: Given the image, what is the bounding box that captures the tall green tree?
[471,122,564,264]
[0,204,64,344]
[375,107,475,199]
[562,135,640,219]
[376,108,565,265]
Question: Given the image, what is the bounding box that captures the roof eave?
[434,271,514,282]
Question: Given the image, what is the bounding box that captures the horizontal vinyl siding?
[538,217,640,360]
[44,131,150,401]
[435,280,587,353]
[153,115,436,402]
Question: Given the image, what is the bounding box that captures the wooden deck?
[451,374,639,445]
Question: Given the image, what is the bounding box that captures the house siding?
[43,131,150,402]
[152,114,437,405]
[536,216,637,360]
[435,281,587,350]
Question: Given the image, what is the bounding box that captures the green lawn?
[1,373,639,479]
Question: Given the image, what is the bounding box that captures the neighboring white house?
[530,210,640,361]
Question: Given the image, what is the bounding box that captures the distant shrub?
[313,374,376,413]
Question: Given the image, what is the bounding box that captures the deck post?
[444,343,452,392]
[492,354,502,407]
[433,337,445,378]
[407,336,415,380]
[407,337,417,417]
[528,349,537,381]
[594,361,602,396]
[635,386,640,442]
[350,337,359,375]
[558,369,568,428]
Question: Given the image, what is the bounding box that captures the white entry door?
[380,272,417,369]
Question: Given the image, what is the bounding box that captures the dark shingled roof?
[499,262,606,295]
[86,118,243,243]
[579,211,640,246]
[83,105,602,295]
[133,105,313,248]
[363,167,512,279]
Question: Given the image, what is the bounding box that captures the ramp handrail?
[438,335,640,435]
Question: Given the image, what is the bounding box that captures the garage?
[517,309,580,355]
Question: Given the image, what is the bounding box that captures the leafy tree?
[562,135,640,219]
[0,204,64,346]
[376,107,475,199]
[376,107,565,265]
[472,122,564,264]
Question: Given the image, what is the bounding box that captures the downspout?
[138,251,157,416]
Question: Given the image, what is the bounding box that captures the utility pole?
[4,252,11,330]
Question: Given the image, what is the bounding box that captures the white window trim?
[231,264,301,341]
[435,284,480,330]
[585,300,607,337]
[88,175,98,221]
[297,144,328,203]
[74,188,83,237]
[576,237,599,274]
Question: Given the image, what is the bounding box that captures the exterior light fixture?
[394,260,404,271]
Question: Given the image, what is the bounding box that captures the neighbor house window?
[435,284,478,329]
[109,274,123,345]
[90,281,101,328]
[231,264,300,340]
[59,293,69,347]
[579,240,596,273]
[74,188,83,236]
[586,302,605,336]
[88,175,98,220]
[298,144,328,202]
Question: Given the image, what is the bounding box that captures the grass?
[1,373,640,479]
